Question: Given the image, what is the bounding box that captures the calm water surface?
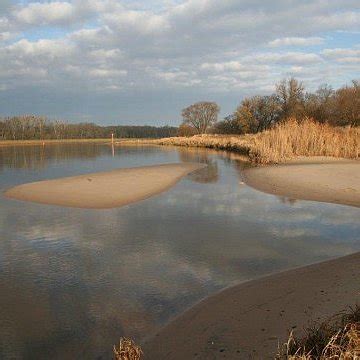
[0,144,359,359]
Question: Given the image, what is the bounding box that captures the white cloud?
[337,56,360,63]
[103,9,170,35]
[7,38,75,57]
[0,31,13,41]
[14,2,75,25]
[246,52,323,65]
[0,17,10,31]
[313,11,360,30]
[322,47,360,57]
[268,37,324,47]
[322,47,360,63]
[88,68,127,78]
[201,61,245,72]
[0,0,359,122]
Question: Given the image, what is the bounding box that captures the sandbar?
[243,157,360,207]
[4,163,205,209]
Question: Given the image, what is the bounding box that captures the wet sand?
[144,252,360,359]
[243,157,360,207]
[4,163,205,209]
[144,157,360,359]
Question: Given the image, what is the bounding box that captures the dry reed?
[113,338,143,360]
[277,306,360,359]
[152,118,359,164]
[250,119,359,164]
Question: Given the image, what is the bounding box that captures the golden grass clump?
[113,338,143,360]
[277,305,360,359]
[152,118,360,164]
[249,118,360,164]
[322,323,360,359]
[278,325,360,359]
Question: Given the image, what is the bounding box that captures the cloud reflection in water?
[0,144,359,359]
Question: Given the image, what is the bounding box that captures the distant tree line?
[1,78,358,140]
[0,116,177,140]
[179,78,360,136]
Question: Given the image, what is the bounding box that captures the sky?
[0,0,359,126]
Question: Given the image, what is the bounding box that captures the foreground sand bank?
[4,163,205,209]
[144,252,360,359]
[243,157,360,207]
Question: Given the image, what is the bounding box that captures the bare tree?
[0,119,5,139]
[304,84,335,123]
[234,95,281,133]
[6,117,22,140]
[332,80,360,126]
[52,120,64,139]
[213,114,244,134]
[276,78,305,119]
[316,83,334,102]
[181,101,220,134]
[36,116,47,140]
[177,123,198,137]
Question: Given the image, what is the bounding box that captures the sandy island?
[243,157,360,208]
[144,157,360,359]
[4,163,205,209]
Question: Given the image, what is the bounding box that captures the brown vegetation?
[0,116,177,141]
[212,78,359,135]
[248,118,359,163]
[155,118,359,164]
[276,305,360,359]
[113,338,143,360]
[181,101,220,134]
[177,123,198,137]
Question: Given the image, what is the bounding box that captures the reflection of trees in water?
[178,148,219,183]
[188,162,219,184]
[0,144,105,171]
[278,196,298,206]
[223,154,251,172]
[207,150,251,183]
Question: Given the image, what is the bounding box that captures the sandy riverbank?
[4,163,205,209]
[144,252,360,359]
[144,157,360,359]
[243,157,360,208]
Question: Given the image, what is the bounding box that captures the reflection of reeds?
[276,305,360,359]
[113,338,143,360]
[154,119,360,164]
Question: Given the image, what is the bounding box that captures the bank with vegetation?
[151,118,359,164]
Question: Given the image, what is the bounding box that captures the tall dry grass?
[250,119,359,164]
[153,119,359,164]
[113,338,143,360]
[277,305,360,359]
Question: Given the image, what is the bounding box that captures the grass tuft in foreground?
[154,118,359,164]
[113,338,143,360]
[276,305,360,359]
